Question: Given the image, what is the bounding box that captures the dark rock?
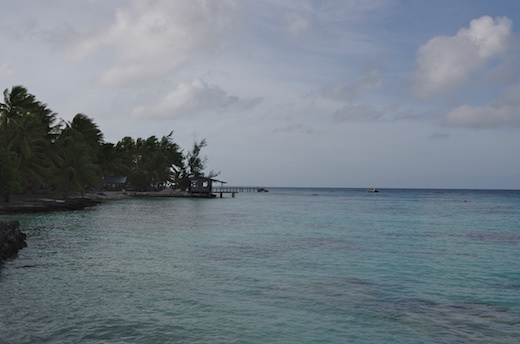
[0,220,27,263]
[0,197,101,214]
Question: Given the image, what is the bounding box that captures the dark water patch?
[467,231,520,244]
[379,298,520,343]
[244,275,381,315]
[308,276,378,304]
[203,236,355,262]
[13,264,36,269]
[488,281,520,291]
[470,205,520,215]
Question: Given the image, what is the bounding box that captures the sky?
[1,0,520,189]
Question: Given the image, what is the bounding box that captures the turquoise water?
[1,188,519,343]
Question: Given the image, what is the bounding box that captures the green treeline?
[0,85,217,201]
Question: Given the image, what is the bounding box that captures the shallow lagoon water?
[1,188,519,343]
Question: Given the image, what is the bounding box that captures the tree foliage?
[0,85,217,199]
[0,86,57,193]
[0,143,21,202]
[173,139,220,190]
[114,132,183,191]
[51,140,101,199]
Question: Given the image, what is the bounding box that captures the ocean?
[1,188,519,343]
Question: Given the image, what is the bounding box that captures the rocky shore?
[0,220,27,264]
[0,197,102,215]
[0,189,192,215]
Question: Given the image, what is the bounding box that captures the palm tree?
[52,140,100,199]
[130,136,160,191]
[0,143,21,202]
[113,132,183,191]
[5,115,52,191]
[159,131,183,170]
[0,86,62,193]
[33,101,60,142]
[97,142,129,177]
[51,115,106,198]
[0,85,39,130]
[69,113,104,154]
[6,116,46,168]
[0,86,213,198]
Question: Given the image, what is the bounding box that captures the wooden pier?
[211,186,268,198]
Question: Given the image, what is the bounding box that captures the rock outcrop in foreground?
[0,220,27,263]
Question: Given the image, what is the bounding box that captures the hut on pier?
[188,176,226,198]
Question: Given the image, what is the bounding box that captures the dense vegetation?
[0,85,217,201]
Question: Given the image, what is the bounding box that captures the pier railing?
[212,186,267,193]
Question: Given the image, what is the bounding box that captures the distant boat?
[257,188,269,192]
[367,188,379,193]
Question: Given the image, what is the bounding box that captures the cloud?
[132,78,262,119]
[332,104,383,122]
[273,123,315,135]
[427,133,450,140]
[321,66,383,101]
[413,16,513,98]
[68,0,240,86]
[444,81,520,129]
[0,12,39,41]
[445,103,520,129]
[316,65,385,123]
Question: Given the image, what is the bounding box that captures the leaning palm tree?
[130,136,160,191]
[6,116,47,168]
[0,86,60,193]
[51,140,100,199]
[69,113,104,155]
[0,143,21,202]
[0,85,39,131]
[33,101,60,142]
[159,131,183,170]
[5,114,52,192]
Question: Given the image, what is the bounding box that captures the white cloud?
[413,16,513,98]
[446,103,520,129]
[68,0,240,86]
[444,80,520,129]
[132,78,262,119]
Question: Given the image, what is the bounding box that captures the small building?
[101,176,128,191]
[188,176,226,198]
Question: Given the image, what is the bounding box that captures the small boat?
[257,188,269,192]
[367,188,379,193]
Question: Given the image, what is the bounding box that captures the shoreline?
[0,189,191,215]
